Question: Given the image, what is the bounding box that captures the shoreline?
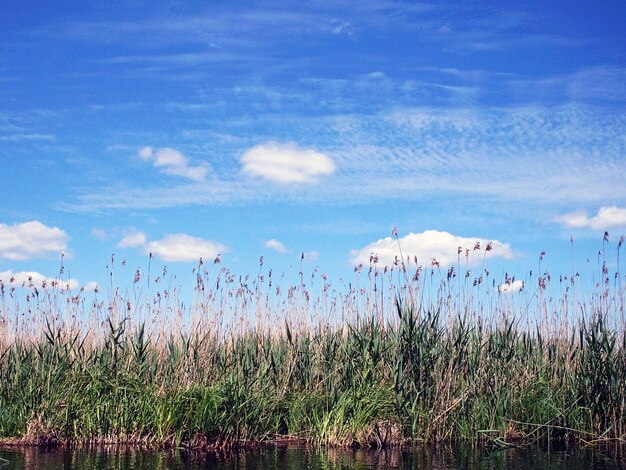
[1,429,621,452]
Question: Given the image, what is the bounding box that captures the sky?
[1,0,625,301]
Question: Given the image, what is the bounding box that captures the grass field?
[1,237,625,449]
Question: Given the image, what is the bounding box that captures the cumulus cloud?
[350,230,513,267]
[0,221,68,261]
[115,230,227,263]
[82,281,100,292]
[556,206,626,230]
[117,231,147,248]
[241,141,335,184]
[264,238,289,253]
[500,279,524,294]
[555,211,589,229]
[146,233,226,262]
[0,270,83,291]
[139,146,210,182]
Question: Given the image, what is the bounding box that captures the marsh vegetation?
[0,236,625,449]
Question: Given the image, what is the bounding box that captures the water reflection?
[1,443,625,470]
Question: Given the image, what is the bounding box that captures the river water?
[1,443,625,469]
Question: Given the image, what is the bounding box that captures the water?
[1,444,625,469]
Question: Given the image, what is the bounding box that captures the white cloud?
[64,106,626,212]
[556,206,626,230]
[350,230,513,267]
[139,146,210,182]
[555,211,589,229]
[115,230,226,263]
[304,250,319,261]
[146,233,226,262]
[566,66,626,102]
[0,221,68,261]
[500,279,524,294]
[82,281,100,292]
[328,19,355,37]
[241,141,335,184]
[117,231,147,248]
[264,238,289,253]
[90,228,107,241]
[0,270,80,291]
[0,133,55,142]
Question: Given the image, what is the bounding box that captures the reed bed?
[0,236,625,449]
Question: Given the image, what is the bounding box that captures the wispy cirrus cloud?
[61,105,626,212]
[565,66,626,102]
[350,230,512,268]
[52,2,427,50]
[556,206,626,230]
[139,146,210,182]
[0,221,67,261]
[90,228,107,241]
[0,133,55,142]
[506,66,626,104]
[53,1,578,59]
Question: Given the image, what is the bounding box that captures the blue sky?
[1,0,625,299]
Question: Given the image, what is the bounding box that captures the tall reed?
[0,237,625,448]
